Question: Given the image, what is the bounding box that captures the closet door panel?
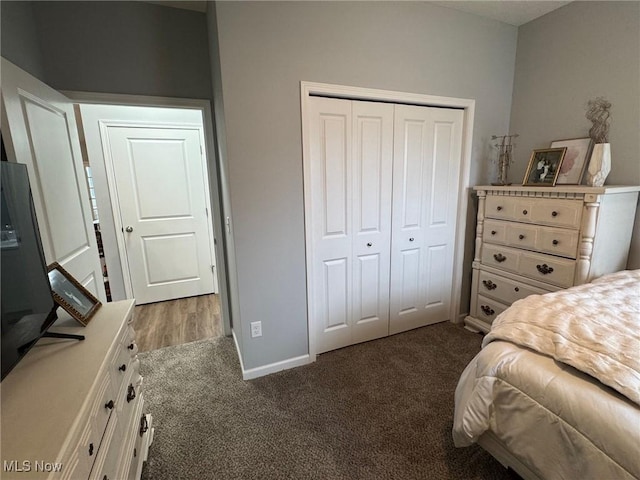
[390,105,463,334]
[308,97,354,353]
[351,101,393,344]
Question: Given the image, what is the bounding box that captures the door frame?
[300,81,475,362]
[63,90,232,336]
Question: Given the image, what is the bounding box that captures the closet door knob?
[125,226,133,233]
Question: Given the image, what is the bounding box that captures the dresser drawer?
[481,243,521,274]
[477,270,552,305]
[486,195,582,229]
[475,295,509,326]
[484,219,579,259]
[531,198,582,228]
[519,250,576,287]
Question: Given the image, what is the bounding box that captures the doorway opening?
[72,99,229,350]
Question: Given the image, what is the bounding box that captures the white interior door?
[1,58,106,301]
[106,126,215,304]
[307,97,393,354]
[389,105,463,334]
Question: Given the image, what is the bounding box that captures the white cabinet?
[1,300,153,479]
[465,185,640,333]
[305,97,464,354]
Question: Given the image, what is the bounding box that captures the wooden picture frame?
[550,137,594,185]
[522,148,566,186]
[47,262,101,326]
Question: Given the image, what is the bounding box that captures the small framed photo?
[522,148,566,186]
[550,137,594,184]
[47,262,101,326]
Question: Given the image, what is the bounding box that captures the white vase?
[585,143,611,187]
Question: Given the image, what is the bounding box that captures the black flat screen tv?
[1,161,58,380]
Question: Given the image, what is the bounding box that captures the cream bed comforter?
[453,270,640,479]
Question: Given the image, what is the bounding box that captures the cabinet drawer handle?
[552,211,558,217]
[105,400,115,410]
[536,264,554,275]
[522,209,528,215]
[518,234,525,240]
[128,343,135,350]
[140,415,149,437]
[119,364,127,372]
[482,280,497,290]
[552,239,559,246]
[496,206,503,211]
[514,287,520,292]
[88,443,94,456]
[493,253,507,263]
[127,384,136,403]
[481,305,495,316]
[491,230,497,236]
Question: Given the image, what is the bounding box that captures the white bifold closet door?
[307,97,463,355]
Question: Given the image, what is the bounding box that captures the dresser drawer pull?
[482,280,497,290]
[493,253,507,263]
[140,415,149,437]
[514,287,520,292]
[481,305,495,316]
[105,400,115,410]
[518,234,525,240]
[127,343,135,350]
[119,364,127,372]
[127,384,136,403]
[409,237,415,242]
[103,476,109,480]
[552,211,558,217]
[496,206,503,211]
[536,264,554,275]
[552,239,559,245]
[88,443,94,456]
[522,209,528,215]
[367,242,373,247]
[491,230,497,235]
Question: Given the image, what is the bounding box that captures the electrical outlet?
[250,321,262,338]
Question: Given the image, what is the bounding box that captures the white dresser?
[465,185,640,333]
[1,300,154,479]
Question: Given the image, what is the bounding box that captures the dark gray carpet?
[139,322,518,480]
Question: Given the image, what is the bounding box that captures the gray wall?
[31,1,212,100]
[215,1,518,370]
[0,1,46,81]
[509,1,640,267]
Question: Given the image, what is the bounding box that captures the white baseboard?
[242,354,311,380]
[231,330,311,380]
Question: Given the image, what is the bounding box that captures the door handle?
[125,226,133,233]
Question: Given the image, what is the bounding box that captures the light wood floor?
[132,294,222,352]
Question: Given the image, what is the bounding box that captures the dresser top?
[1,300,135,470]
[474,185,640,194]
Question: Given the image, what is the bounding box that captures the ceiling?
[431,1,572,26]
[145,1,571,27]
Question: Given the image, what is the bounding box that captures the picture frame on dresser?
[522,148,566,186]
[550,137,593,185]
[48,262,101,326]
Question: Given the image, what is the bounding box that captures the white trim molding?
[301,81,476,361]
[232,329,311,380]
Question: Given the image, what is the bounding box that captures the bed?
[453,269,640,480]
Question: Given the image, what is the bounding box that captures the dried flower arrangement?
[585,97,611,144]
